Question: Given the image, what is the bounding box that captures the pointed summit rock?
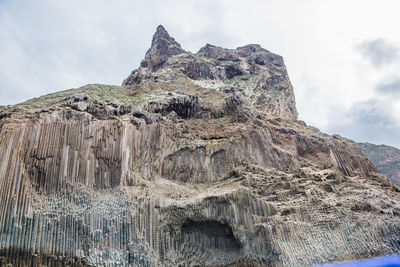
[150,25,183,53]
[139,25,184,72]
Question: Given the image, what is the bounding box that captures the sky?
[1,0,400,147]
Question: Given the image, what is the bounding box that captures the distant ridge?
[358,142,400,186]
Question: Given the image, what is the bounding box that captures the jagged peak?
[237,44,262,50]
[136,25,185,72]
[152,25,174,43]
[123,26,297,120]
[203,43,217,49]
[197,43,226,53]
[155,25,167,35]
[148,25,183,56]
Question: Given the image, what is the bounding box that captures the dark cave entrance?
[181,219,241,250]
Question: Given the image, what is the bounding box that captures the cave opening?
[181,219,241,250]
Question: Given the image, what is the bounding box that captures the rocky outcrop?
[0,26,399,267]
[66,93,131,120]
[123,26,298,120]
[139,25,184,72]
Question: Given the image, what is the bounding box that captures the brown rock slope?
[0,25,399,267]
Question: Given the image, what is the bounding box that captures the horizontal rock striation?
[0,26,399,266]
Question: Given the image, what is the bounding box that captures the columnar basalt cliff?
[0,26,399,267]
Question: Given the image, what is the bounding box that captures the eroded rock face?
[0,26,400,267]
[66,93,131,120]
[123,26,298,120]
[141,25,185,72]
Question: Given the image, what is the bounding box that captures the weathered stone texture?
[0,26,399,267]
[123,26,298,121]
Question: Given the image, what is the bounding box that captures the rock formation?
[123,25,297,121]
[0,25,399,267]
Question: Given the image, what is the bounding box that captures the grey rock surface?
[0,26,399,267]
[123,26,298,120]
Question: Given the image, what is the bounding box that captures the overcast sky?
[1,0,400,147]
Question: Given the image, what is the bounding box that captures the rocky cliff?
[358,142,400,186]
[0,25,399,267]
[123,25,298,121]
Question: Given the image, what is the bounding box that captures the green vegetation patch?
[219,74,260,91]
[16,78,226,111]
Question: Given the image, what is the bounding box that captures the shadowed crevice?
[181,219,241,250]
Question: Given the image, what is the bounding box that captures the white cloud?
[358,39,399,67]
